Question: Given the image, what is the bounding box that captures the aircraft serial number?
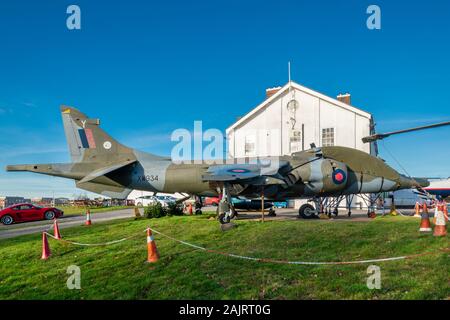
[137,175,159,182]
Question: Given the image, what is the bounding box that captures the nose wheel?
[217,183,235,224]
[298,203,317,219]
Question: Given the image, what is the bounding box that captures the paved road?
[0,209,135,240]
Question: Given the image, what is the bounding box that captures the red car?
[0,203,64,225]
[203,197,219,206]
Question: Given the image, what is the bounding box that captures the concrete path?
[0,209,135,240]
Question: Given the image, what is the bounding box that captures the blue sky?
[0,0,449,198]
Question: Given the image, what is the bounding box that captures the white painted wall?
[227,86,371,158]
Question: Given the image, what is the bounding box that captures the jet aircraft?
[6,106,430,223]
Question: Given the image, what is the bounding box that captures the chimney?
[266,86,282,99]
[337,93,351,105]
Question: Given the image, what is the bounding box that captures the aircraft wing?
[202,159,291,183]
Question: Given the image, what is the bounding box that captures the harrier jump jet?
[6,106,429,223]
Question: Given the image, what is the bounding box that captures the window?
[322,128,335,147]
[244,135,256,156]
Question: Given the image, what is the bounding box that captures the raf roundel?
[103,141,112,150]
[332,169,346,185]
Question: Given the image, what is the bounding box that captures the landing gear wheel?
[195,209,202,215]
[348,211,352,217]
[44,211,55,220]
[299,204,316,219]
[1,215,14,225]
[333,209,338,217]
[218,213,231,224]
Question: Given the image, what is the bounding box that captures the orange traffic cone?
[53,219,62,240]
[146,228,160,263]
[85,209,92,226]
[422,203,428,214]
[433,209,447,237]
[419,210,432,233]
[188,203,193,216]
[413,202,421,217]
[41,232,51,260]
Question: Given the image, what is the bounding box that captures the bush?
[166,202,184,216]
[144,202,167,219]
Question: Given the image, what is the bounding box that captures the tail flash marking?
[78,129,96,149]
[84,129,97,148]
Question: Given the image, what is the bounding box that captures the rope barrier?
[43,223,449,266]
[148,227,450,266]
[44,230,143,247]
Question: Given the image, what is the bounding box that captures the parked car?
[231,198,274,211]
[204,197,274,211]
[273,201,288,208]
[0,203,64,225]
[135,195,176,207]
[203,197,220,206]
[156,195,177,206]
[135,196,155,207]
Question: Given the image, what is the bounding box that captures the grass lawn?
[0,214,448,300]
[58,206,131,216]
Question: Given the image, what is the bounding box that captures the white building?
[226,81,374,209]
[227,81,373,158]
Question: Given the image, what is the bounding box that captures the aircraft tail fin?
[60,105,135,163]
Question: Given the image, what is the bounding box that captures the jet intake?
[321,160,348,193]
[286,158,348,194]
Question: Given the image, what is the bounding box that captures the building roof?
[226,81,372,132]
